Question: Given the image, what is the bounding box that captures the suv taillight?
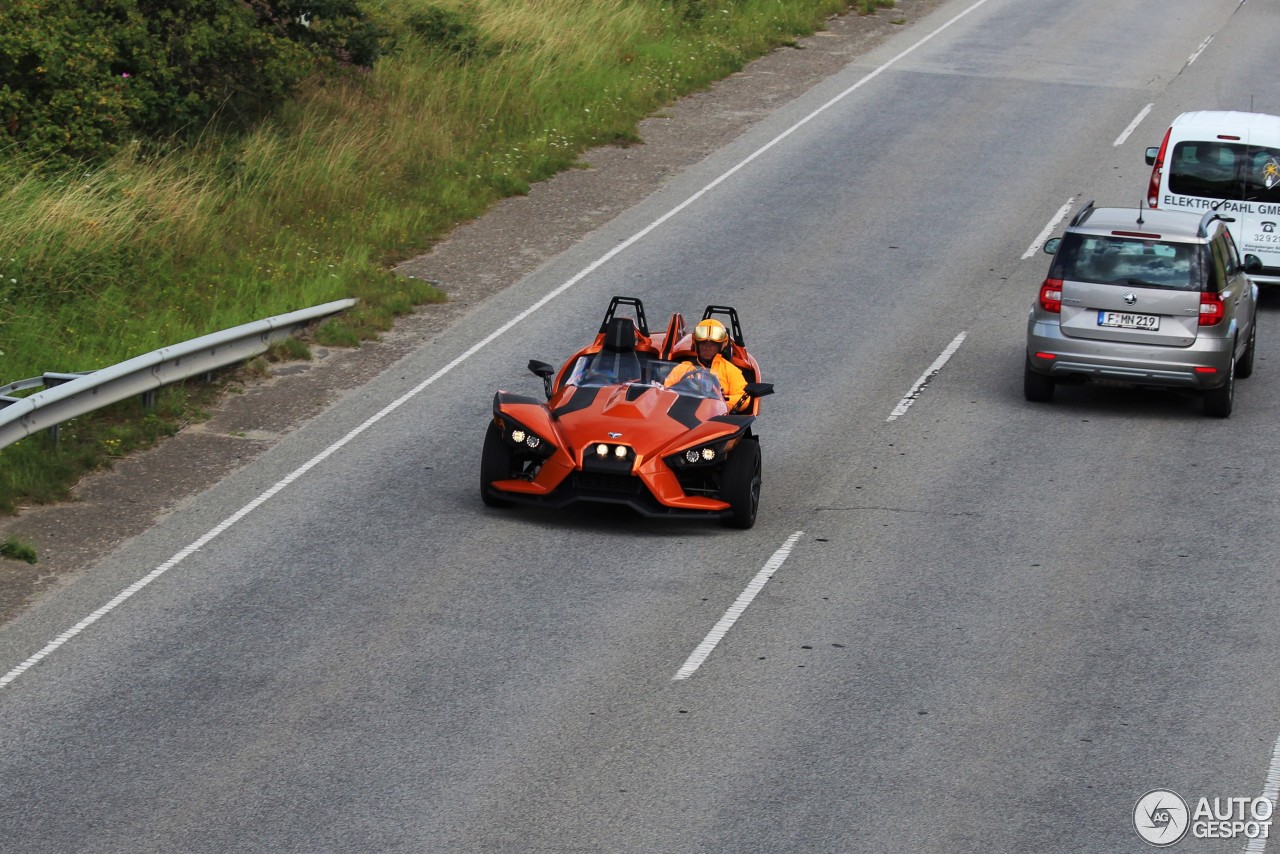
[1147,127,1171,209]
[1199,291,1224,326]
[1039,278,1063,313]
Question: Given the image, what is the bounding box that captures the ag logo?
[1135,789,1190,846]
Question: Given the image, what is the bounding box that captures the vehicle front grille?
[570,472,642,494]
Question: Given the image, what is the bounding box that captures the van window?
[1168,141,1280,203]
[1243,147,1280,201]
[1050,234,1199,291]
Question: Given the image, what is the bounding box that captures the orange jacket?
[666,354,748,409]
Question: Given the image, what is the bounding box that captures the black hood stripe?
[667,395,703,430]
[552,386,599,419]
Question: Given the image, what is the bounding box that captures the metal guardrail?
[0,298,356,451]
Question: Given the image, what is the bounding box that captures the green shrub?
[0,0,388,168]
[0,0,146,168]
[0,536,37,564]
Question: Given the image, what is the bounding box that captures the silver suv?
[1025,202,1261,417]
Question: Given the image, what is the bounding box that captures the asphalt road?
[4,0,1280,851]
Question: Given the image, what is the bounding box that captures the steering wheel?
[579,370,616,386]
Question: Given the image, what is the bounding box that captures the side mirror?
[1144,146,1159,166]
[528,360,556,399]
[1043,237,1061,255]
[1244,254,1264,274]
[745,382,774,398]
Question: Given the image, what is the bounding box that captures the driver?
[665,318,747,409]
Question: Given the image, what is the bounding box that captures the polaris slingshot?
[481,296,774,528]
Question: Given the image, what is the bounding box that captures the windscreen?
[564,355,724,401]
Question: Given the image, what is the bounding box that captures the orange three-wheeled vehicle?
[481,296,774,528]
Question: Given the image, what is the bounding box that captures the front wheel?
[480,422,515,507]
[1203,355,1235,418]
[720,438,761,529]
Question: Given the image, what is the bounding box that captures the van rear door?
[1238,132,1280,274]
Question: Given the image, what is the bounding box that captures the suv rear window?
[1050,234,1201,291]
[1168,140,1280,203]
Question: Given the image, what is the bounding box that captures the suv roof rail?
[1068,199,1096,227]
[1198,210,1235,238]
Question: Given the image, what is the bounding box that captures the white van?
[1145,110,1280,285]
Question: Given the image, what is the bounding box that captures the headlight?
[669,440,728,468]
[510,427,542,448]
[584,443,633,466]
[498,418,553,456]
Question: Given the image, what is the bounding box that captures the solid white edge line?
[1114,103,1154,147]
[1243,732,1280,853]
[673,531,804,681]
[886,331,967,422]
[1023,196,1076,260]
[2,0,997,690]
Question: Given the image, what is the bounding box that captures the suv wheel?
[1024,361,1055,403]
[1237,319,1257,379]
[1203,355,1235,418]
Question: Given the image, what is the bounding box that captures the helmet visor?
[693,321,728,343]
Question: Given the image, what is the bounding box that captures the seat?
[593,317,644,382]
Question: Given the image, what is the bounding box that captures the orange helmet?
[692,318,729,345]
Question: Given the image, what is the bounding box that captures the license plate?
[1098,310,1159,331]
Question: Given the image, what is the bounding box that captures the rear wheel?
[1237,320,1257,379]
[1203,355,1235,418]
[720,438,761,529]
[480,422,515,507]
[1024,361,1055,403]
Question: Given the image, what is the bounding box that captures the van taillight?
[1199,291,1224,326]
[1039,278,1063,313]
[1147,127,1172,208]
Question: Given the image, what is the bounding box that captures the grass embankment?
[0,0,888,515]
